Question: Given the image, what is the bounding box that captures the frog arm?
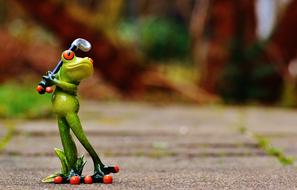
[52,78,78,94]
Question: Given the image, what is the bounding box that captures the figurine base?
[42,165,120,185]
[42,174,116,185]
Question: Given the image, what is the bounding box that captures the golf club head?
[71,38,92,52]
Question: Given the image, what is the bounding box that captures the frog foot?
[67,169,81,180]
[92,171,113,184]
[91,164,119,184]
[47,169,82,184]
[54,169,84,185]
[100,164,120,175]
[41,172,80,184]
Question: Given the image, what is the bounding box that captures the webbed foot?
[48,169,82,184]
[92,164,119,184]
[92,172,113,184]
[100,165,120,175]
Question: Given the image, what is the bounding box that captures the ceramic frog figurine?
[41,49,119,184]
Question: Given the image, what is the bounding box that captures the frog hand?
[40,71,55,93]
[42,71,56,86]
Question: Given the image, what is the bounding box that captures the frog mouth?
[65,61,92,70]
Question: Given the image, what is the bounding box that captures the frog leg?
[65,113,118,179]
[57,116,78,175]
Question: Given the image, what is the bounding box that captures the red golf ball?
[114,165,120,173]
[53,176,63,184]
[84,175,93,184]
[103,175,113,184]
[70,176,80,185]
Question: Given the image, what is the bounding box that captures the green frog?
[41,50,119,184]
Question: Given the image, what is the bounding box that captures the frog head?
[59,50,94,83]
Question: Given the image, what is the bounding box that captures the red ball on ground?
[114,165,120,173]
[84,175,93,184]
[70,176,80,185]
[103,175,113,184]
[53,176,63,184]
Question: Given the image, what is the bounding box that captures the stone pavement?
[0,102,297,189]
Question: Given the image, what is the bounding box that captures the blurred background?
[0,0,297,118]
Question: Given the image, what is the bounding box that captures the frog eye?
[63,50,75,60]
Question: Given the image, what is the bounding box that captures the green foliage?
[255,135,294,166]
[280,80,297,107]
[0,83,52,118]
[238,125,247,134]
[278,155,294,165]
[119,17,190,61]
[237,114,294,166]
[0,0,8,25]
[118,20,138,44]
[0,120,15,151]
[219,41,283,103]
[255,135,269,149]
[139,17,190,60]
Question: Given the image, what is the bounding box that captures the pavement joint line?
[234,109,294,166]
[0,120,16,151]
[1,150,268,158]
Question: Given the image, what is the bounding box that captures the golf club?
[36,38,92,94]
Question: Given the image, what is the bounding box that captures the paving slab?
[245,107,297,134]
[0,155,295,190]
[0,102,297,189]
[5,134,261,156]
